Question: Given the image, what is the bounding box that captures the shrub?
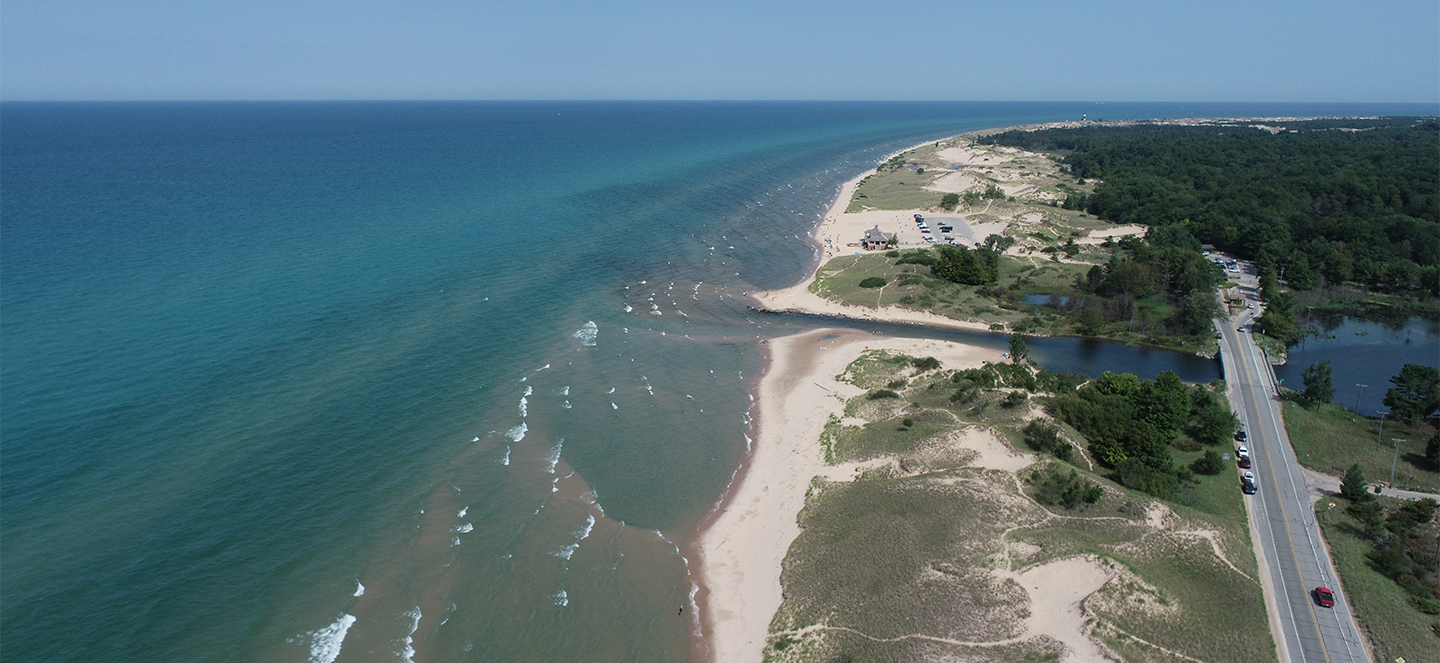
[886,378,908,389]
[1032,467,1103,508]
[858,277,888,288]
[902,418,914,428]
[885,250,900,258]
[867,389,900,400]
[1004,390,1029,408]
[940,192,960,210]
[912,356,941,371]
[1191,449,1225,475]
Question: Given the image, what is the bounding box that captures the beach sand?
[696,329,1004,662]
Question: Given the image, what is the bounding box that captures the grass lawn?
[1315,498,1440,662]
[1281,398,1439,494]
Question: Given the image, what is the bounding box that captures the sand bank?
[696,329,1005,661]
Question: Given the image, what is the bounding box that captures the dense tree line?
[980,119,1440,296]
[1053,370,1238,498]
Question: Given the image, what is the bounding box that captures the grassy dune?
[765,351,1274,662]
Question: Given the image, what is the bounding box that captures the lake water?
[2,100,1425,662]
[1275,315,1440,417]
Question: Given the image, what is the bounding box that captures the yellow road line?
[1245,337,1333,663]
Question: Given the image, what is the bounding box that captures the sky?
[2,0,1437,102]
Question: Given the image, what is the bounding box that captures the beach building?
[861,226,893,250]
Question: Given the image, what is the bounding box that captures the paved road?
[1217,259,1370,663]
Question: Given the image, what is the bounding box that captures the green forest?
[979,119,1440,297]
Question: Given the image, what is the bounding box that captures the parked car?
[1238,454,1251,469]
[939,225,954,232]
[1237,444,1249,457]
[1236,430,1248,442]
[1313,586,1335,607]
[1242,471,1257,494]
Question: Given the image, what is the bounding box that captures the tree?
[1194,396,1239,444]
[1382,363,1440,422]
[1008,334,1028,364]
[931,245,998,285]
[1300,360,1335,407]
[1428,431,1440,469]
[983,234,1016,253]
[940,192,960,210]
[1077,306,1104,335]
[1180,289,1222,335]
[1341,463,1373,502]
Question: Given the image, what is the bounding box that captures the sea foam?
[297,613,356,663]
[353,581,365,597]
[398,607,421,663]
[505,422,527,442]
[573,321,598,347]
[544,438,564,474]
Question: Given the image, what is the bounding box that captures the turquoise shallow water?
[2,101,1428,662]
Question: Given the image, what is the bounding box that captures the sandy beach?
[696,329,1005,661]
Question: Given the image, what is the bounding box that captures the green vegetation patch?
[1281,398,1439,494]
[768,350,1274,662]
[1316,498,1440,662]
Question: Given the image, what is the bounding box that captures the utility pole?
[1392,439,1405,486]
[1376,411,1388,450]
[1354,383,1367,413]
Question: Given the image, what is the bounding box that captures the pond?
[1274,315,1440,417]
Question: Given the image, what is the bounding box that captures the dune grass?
[766,353,1275,662]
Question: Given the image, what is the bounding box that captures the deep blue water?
[3,100,1429,662]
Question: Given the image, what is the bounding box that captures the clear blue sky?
[3,0,1436,102]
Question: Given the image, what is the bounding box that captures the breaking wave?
[573,321,598,346]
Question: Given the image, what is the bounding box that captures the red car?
[1238,454,1252,468]
[1314,586,1335,607]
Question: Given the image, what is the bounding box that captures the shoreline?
[694,328,1005,662]
[691,116,1326,661]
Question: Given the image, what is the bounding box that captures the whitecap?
[471,436,480,442]
[552,543,578,560]
[451,536,462,546]
[560,386,569,396]
[624,305,633,313]
[544,438,564,474]
[562,400,571,409]
[553,589,569,606]
[611,402,618,410]
[536,364,550,372]
[607,387,615,394]
[353,581,365,597]
[518,396,527,418]
[397,607,421,663]
[296,613,356,663]
[744,433,753,452]
[458,506,468,519]
[576,514,596,541]
[505,422,527,442]
[523,385,533,397]
[501,447,511,466]
[573,321,599,347]
[452,523,473,533]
